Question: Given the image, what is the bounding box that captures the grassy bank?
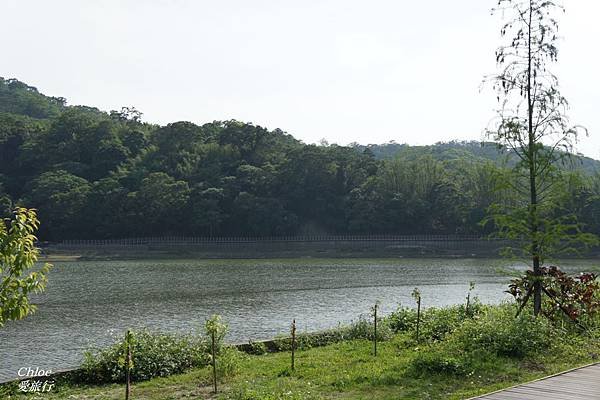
[3,303,600,399]
[5,339,598,400]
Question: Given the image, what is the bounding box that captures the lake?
[1,257,597,382]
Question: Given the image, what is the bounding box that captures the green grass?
[4,333,598,400]
[4,302,600,400]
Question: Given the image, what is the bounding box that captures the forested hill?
[2,77,599,240]
[357,142,600,175]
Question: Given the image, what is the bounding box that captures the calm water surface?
[1,258,598,381]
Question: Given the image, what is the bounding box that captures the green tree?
[452,160,503,234]
[487,0,595,315]
[26,170,91,239]
[232,192,298,236]
[190,187,226,237]
[130,172,191,234]
[0,113,48,195]
[84,178,130,238]
[0,208,51,327]
[147,122,206,179]
[376,156,462,234]
[0,77,64,119]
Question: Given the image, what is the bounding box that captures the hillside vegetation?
[1,77,599,240]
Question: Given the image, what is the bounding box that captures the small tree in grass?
[205,314,227,393]
[485,0,597,316]
[412,288,421,342]
[118,330,135,400]
[371,302,380,356]
[1,207,51,327]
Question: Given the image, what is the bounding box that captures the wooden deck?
[472,363,600,399]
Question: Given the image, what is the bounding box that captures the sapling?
[205,314,227,393]
[412,288,422,342]
[117,330,134,400]
[371,302,380,356]
[466,281,476,316]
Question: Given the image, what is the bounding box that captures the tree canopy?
[1,77,598,241]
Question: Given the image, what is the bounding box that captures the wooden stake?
[373,304,378,356]
[125,330,131,400]
[416,296,421,343]
[291,319,296,371]
[466,292,471,316]
[211,331,217,393]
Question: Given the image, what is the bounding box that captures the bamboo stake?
[416,296,421,343]
[373,304,378,356]
[211,331,217,393]
[291,319,296,371]
[125,330,131,400]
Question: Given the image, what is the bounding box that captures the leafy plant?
[78,330,209,383]
[0,207,51,327]
[448,305,554,358]
[206,314,229,393]
[245,340,268,355]
[205,314,228,350]
[508,266,600,325]
[387,306,418,333]
[346,315,392,342]
[388,303,484,342]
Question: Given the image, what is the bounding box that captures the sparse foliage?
[486,0,596,315]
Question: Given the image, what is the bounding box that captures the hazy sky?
[2,1,599,158]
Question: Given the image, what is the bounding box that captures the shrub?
[245,340,268,355]
[298,329,345,348]
[387,306,418,333]
[421,306,469,342]
[508,266,600,325]
[78,330,209,383]
[388,303,484,342]
[216,347,244,380]
[448,305,555,358]
[341,315,393,342]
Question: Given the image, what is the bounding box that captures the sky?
[2,0,599,158]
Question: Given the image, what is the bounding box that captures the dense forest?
[1,77,599,240]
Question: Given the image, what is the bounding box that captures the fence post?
[291,319,296,371]
[211,330,217,393]
[412,288,421,343]
[125,330,131,400]
[373,303,378,356]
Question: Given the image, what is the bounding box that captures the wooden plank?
[472,362,600,400]
[508,386,598,399]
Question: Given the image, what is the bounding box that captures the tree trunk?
[526,0,542,316]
